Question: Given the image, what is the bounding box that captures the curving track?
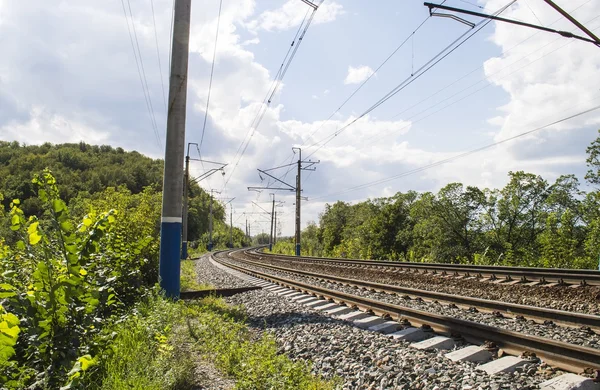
[251,249,600,286]
[214,248,600,375]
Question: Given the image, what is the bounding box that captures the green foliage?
[272,131,600,270]
[0,170,158,388]
[86,294,196,390]
[193,219,251,251]
[180,260,213,292]
[0,141,222,245]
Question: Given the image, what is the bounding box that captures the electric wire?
[229,9,310,173]
[329,7,600,153]
[311,101,600,201]
[126,0,161,141]
[198,0,224,158]
[225,12,310,194]
[150,0,168,112]
[120,0,162,149]
[299,12,434,148]
[304,1,517,160]
[522,0,544,26]
[342,17,600,151]
[221,2,322,192]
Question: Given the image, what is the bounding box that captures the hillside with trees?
[0,141,247,249]
[272,130,600,270]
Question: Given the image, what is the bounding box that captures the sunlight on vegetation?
[270,130,600,270]
[180,259,213,292]
[0,167,334,389]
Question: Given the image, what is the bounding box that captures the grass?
[84,295,196,390]
[185,297,338,390]
[83,293,337,390]
[180,259,213,292]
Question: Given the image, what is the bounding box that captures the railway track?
[214,248,600,378]
[250,248,600,287]
[228,248,600,331]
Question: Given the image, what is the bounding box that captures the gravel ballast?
[199,254,569,389]
[218,256,600,350]
[253,255,600,315]
[193,253,256,289]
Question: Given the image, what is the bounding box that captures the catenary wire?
[126,0,161,141]
[198,0,224,159]
[221,2,322,192]
[120,0,162,149]
[343,16,600,151]
[299,10,436,148]
[150,0,168,112]
[311,101,600,201]
[304,1,517,160]
[301,0,593,157]
[327,7,600,153]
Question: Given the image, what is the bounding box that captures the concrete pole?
[181,154,190,260]
[159,0,191,298]
[229,204,233,248]
[208,191,214,251]
[269,195,275,251]
[274,210,277,245]
[295,150,301,256]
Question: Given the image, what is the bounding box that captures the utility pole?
[248,147,318,257]
[229,203,233,248]
[181,142,195,260]
[208,189,220,251]
[181,143,226,259]
[273,210,277,245]
[159,0,191,298]
[270,194,275,251]
[295,149,301,256]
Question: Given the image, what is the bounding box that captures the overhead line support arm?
[424,2,600,47]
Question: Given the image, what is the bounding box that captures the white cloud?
[0,106,109,145]
[241,37,260,46]
[344,65,374,85]
[1,0,600,238]
[246,1,343,32]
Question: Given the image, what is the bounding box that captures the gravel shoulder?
[193,252,256,289]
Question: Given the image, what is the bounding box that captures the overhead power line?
[303,0,517,160]
[311,102,600,201]
[120,0,162,149]
[221,0,323,192]
[299,3,445,149]
[327,5,600,154]
[198,0,224,158]
[341,17,600,152]
[150,0,168,112]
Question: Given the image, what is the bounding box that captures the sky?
[1,0,600,237]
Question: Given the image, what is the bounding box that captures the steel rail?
[252,248,600,286]
[213,250,600,373]
[234,249,600,331]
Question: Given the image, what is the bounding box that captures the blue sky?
[1,0,600,235]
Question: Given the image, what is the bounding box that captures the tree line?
[0,141,249,249]
[0,141,250,387]
[273,131,600,270]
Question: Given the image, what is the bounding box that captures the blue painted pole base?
[181,241,188,260]
[207,242,213,251]
[159,221,181,298]
[295,244,300,256]
[269,243,272,251]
